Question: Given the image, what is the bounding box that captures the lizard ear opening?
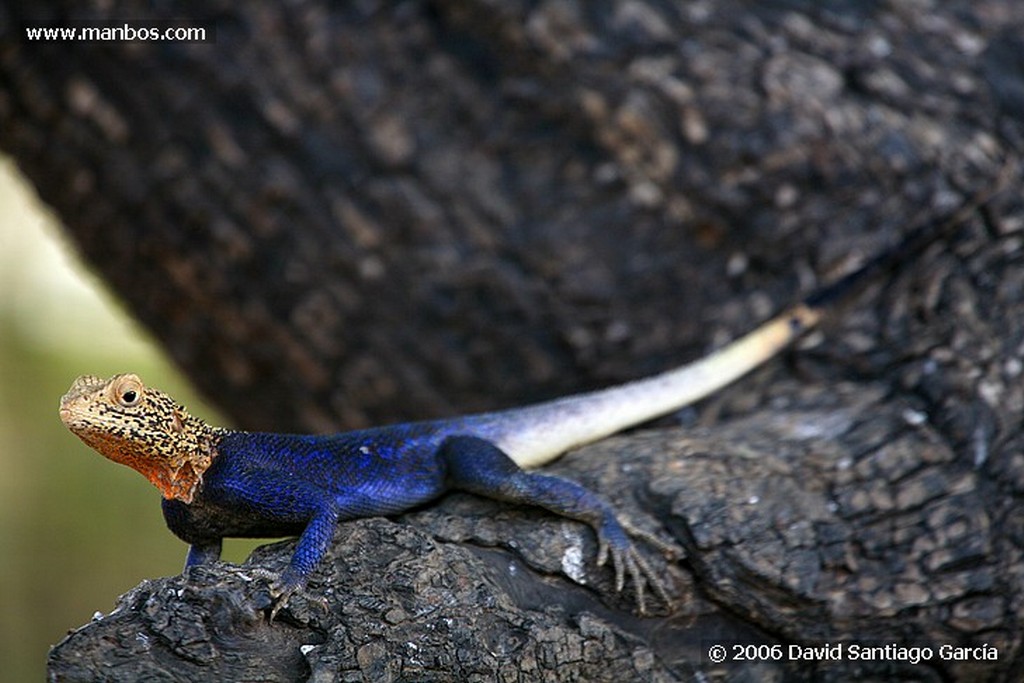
[171,407,185,434]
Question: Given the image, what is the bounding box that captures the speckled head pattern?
[59,374,223,503]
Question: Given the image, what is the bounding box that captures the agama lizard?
[58,187,999,616]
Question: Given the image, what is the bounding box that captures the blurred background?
[0,156,260,680]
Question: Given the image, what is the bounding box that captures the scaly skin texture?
[60,374,675,613]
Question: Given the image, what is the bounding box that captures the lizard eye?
[112,376,145,407]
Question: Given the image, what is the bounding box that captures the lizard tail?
[492,303,819,467]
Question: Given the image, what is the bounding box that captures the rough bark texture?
[2,0,1023,680]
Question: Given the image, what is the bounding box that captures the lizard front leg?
[439,435,670,613]
[267,505,340,619]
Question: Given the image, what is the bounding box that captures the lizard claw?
[268,574,301,621]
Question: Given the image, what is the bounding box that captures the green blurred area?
[0,159,261,680]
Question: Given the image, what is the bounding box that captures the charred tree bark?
[3,0,1023,680]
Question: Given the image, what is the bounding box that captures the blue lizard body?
[162,422,456,546]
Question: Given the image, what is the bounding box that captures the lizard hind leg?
[438,434,671,614]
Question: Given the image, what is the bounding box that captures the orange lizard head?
[59,374,221,503]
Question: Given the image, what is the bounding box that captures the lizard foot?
[594,518,672,615]
[250,568,327,621]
